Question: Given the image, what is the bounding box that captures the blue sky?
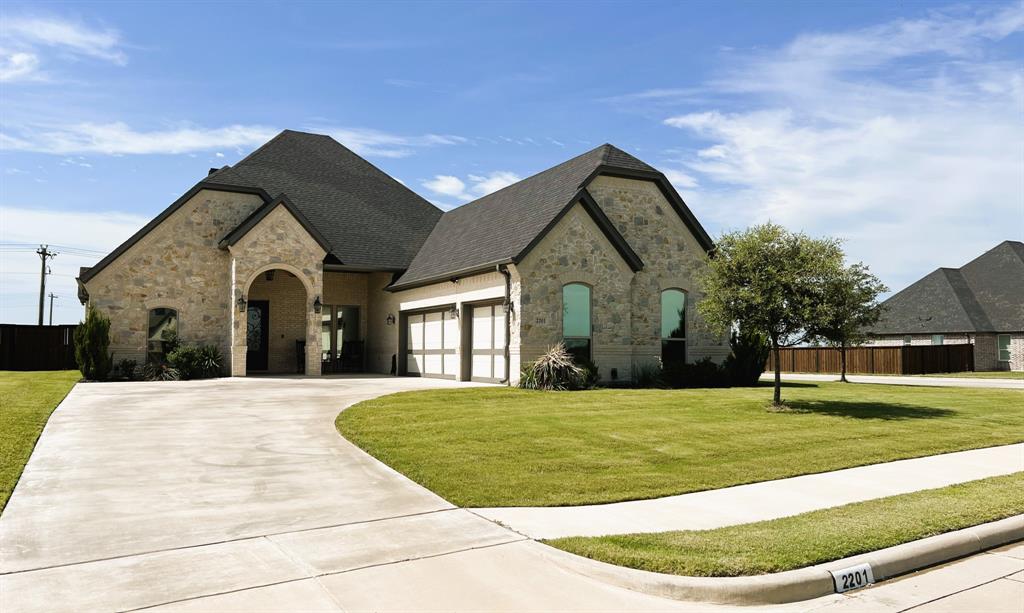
[1,1,1021,324]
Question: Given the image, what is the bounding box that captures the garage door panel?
[404,308,458,379]
[493,310,506,347]
[443,315,459,350]
[407,354,423,374]
[470,302,503,382]
[443,354,459,376]
[472,309,492,349]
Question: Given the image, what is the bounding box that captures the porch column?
[305,270,323,376]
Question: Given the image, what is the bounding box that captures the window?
[931,334,944,346]
[562,283,591,363]
[903,335,912,346]
[147,308,178,363]
[998,334,1011,362]
[661,289,687,364]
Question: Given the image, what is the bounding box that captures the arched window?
[562,283,591,363]
[147,307,178,364]
[661,289,686,365]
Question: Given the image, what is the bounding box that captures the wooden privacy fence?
[765,344,975,375]
[0,324,78,371]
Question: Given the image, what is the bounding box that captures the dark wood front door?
[246,300,269,371]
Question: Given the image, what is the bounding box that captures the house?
[865,241,1024,372]
[77,130,727,382]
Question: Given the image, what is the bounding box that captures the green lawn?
[0,371,79,513]
[547,472,1024,577]
[337,382,1024,507]
[923,371,1024,380]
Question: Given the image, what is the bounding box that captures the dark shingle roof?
[210,130,442,269]
[870,241,1024,334]
[390,143,701,289]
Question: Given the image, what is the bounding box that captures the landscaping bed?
[546,472,1024,576]
[0,370,79,512]
[337,382,1024,507]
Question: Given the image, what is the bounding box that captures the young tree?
[697,223,844,405]
[810,263,888,382]
[74,305,113,381]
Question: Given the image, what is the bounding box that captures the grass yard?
[547,472,1024,576]
[337,382,1024,507]
[923,371,1024,380]
[0,371,79,513]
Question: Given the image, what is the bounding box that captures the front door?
[246,300,269,371]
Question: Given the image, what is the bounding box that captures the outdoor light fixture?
[313,296,322,313]
[386,313,396,326]
[237,296,247,312]
[448,306,459,319]
[503,301,513,315]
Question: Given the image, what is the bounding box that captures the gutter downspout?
[497,264,512,385]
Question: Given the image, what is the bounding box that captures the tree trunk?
[772,340,782,405]
[840,341,848,383]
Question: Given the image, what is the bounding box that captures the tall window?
[931,334,944,346]
[147,307,178,363]
[661,289,686,364]
[562,283,591,363]
[997,334,1011,362]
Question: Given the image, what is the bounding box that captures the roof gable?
[389,144,709,290]
[219,194,331,252]
[209,130,442,269]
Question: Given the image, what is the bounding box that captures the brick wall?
[247,271,307,373]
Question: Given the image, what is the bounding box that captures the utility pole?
[48,293,57,325]
[36,245,57,325]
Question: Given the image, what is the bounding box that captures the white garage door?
[471,302,506,382]
[406,309,458,378]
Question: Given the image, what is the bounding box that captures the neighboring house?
[78,130,727,383]
[865,241,1024,372]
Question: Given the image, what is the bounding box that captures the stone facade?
[587,175,728,367]
[83,189,265,367]
[517,204,633,379]
[228,204,326,376]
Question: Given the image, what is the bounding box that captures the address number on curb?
[831,563,875,593]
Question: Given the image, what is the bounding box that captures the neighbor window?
[903,335,912,346]
[931,334,944,346]
[998,334,1011,362]
[147,307,178,363]
[661,288,687,365]
[562,283,591,363]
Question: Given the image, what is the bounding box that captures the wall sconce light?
[313,296,322,314]
[386,313,396,326]
[237,296,247,312]
[502,301,514,315]
[448,306,459,319]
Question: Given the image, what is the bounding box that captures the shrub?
[116,358,137,380]
[143,362,180,381]
[167,344,222,380]
[631,362,663,388]
[519,343,587,391]
[575,357,600,390]
[722,328,770,386]
[74,305,113,381]
[661,357,728,389]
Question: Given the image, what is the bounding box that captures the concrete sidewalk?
[472,444,1024,539]
[762,372,1024,389]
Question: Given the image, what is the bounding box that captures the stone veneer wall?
[586,175,728,367]
[83,189,265,367]
[228,205,326,376]
[517,204,633,380]
[246,272,307,373]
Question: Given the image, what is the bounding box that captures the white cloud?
[0,122,279,155]
[0,206,148,324]
[321,127,467,158]
[657,5,1024,291]
[0,16,126,81]
[421,170,522,203]
[0,50,40,82]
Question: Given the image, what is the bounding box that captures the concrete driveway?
[0,376,693,612]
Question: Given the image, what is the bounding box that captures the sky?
[1,1,1021,324]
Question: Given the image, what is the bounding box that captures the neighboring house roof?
[869,241,1024,335]
[389,143,712,290]
[208,130,443,269]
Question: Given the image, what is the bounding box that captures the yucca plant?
[520,342,586,391]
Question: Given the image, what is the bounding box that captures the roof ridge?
[941,268,994,331]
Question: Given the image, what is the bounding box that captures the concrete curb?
[536,514,1024,605]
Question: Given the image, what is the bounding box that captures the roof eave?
[386,258,515,293]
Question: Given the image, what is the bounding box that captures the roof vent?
[208,168,219,176]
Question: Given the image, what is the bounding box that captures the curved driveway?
[0,376,694,612]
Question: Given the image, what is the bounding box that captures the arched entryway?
[243,268,309,373]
